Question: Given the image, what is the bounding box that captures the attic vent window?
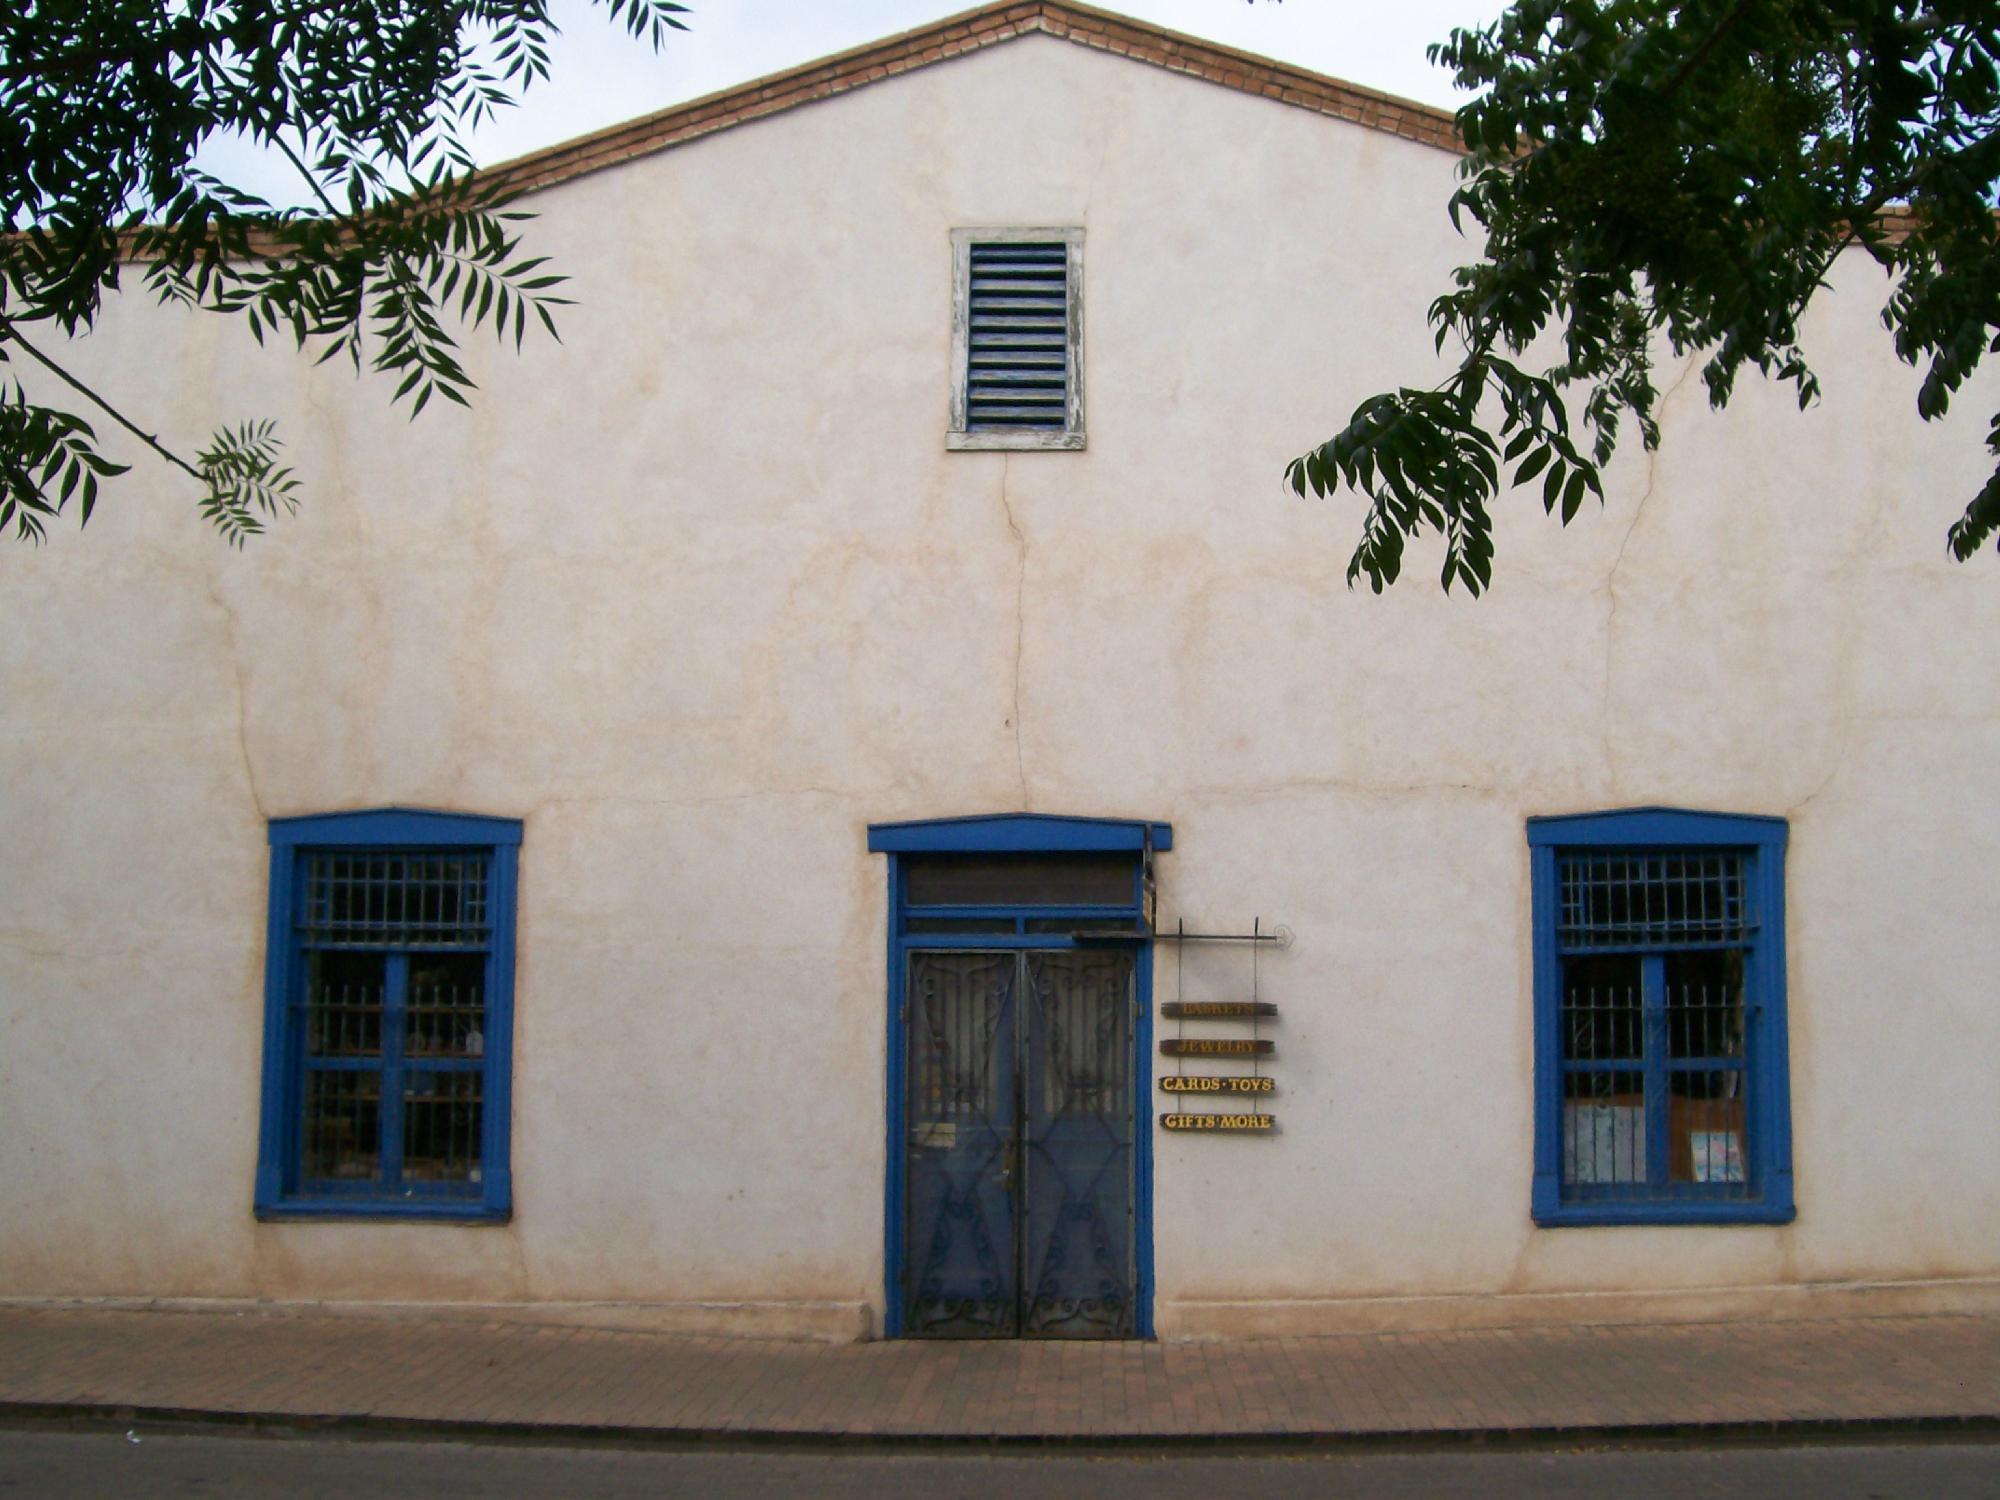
[949,228,1084,451]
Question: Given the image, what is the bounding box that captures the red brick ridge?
[482,0,1465,199]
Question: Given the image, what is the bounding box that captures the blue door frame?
[869,814,1169,1339]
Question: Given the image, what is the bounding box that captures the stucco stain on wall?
[999,453,1031,807]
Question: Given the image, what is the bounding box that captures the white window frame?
[948,227,1085,452]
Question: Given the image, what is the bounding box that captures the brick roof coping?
[481,0,1465,199]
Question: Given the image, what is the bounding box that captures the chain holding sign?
[1155,916,1285,1134]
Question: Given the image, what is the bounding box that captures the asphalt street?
[2,1428,1998,1498]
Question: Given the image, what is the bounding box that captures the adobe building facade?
[3,3,1997,1340]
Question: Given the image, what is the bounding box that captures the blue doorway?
[869,815,1168,1340]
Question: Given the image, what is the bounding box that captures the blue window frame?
[1529,808,1794,1226]
[255,809,520,1221]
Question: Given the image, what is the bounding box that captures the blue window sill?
[1534,1200,1796,1228]
[255,1198,510,1224]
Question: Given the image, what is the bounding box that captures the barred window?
[1528,811,1794,1226]
[256,811,520,1221]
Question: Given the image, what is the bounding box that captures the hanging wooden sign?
[1161,1001,1278,1019]
[1160,1112,1275,1132]
[1159,1074,1274,1094]
[1160,1038,1273,1057]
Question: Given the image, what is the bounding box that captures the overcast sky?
[463,0,1512,162]
[205,1,1510,204]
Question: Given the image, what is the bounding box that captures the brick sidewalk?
[1,1305,1996,1442]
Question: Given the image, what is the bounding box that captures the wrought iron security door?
[903,948,1137,1338]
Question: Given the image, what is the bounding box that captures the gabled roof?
[487,0,1462,199]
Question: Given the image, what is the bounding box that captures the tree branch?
[0,324,205,482]
[263,121,347,220]
[1658,0,1757,101]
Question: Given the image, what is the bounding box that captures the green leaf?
[1560,468,1586,524]
[1513,446,1552,487]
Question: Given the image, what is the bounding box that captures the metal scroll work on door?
[904,949,1136,1338]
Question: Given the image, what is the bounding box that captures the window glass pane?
[1666,950,1745,1060]
[1027,951,1132,1117]
[405,952,488,1059]
[1560,953,1641,1062]
[403,1069,484,1188]
[904,854,1134,908]
[304,852,490,947]
[904,918,1017,934]
[1558,851,1750,948]
[1023,917,1146,935]
[304,1070,382,1185]
[1563,1070,1645,1184]
[1669,1076,1747,1186]
[1668,947,1749,1190]
[306,951,384,1058]
[909,951,1014,1119]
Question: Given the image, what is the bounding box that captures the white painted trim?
[946,429,1086,451]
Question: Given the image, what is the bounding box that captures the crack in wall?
[1601,355,1701,794]
[1786,494,1886,824]
[202,569,268,821]
[1000,454,1029,807]
[1788,693,1855,819]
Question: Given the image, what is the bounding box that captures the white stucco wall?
[3,33,1998,1337]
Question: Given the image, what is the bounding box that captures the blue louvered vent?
[967,242,1069,430]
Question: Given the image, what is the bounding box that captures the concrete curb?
[6,1400,1999,1452]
